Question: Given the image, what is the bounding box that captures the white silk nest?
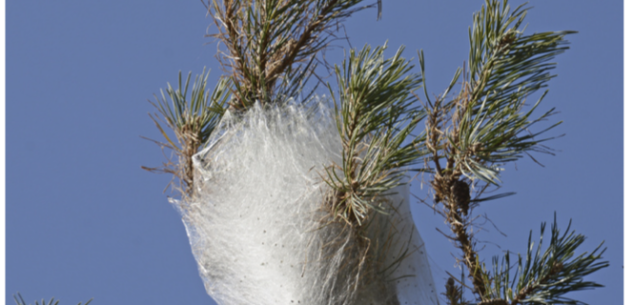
[174,99,439,305]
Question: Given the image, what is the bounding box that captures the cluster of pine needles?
[143,0,609,304]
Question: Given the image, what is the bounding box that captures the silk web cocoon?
[174,100,439,305]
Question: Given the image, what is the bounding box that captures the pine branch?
[419,0,579,301]
[421,52,489,300]
[323,43,427,226]
[456,0,575,184]
[479,215,609,305]
[143,69,231,198]
[203,0,370,108]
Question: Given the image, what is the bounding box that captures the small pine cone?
[478,299,508,305]
[451,180,470,216]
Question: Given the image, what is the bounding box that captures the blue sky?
[7,1,622,304]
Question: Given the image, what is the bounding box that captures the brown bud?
[451,180,470,216]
